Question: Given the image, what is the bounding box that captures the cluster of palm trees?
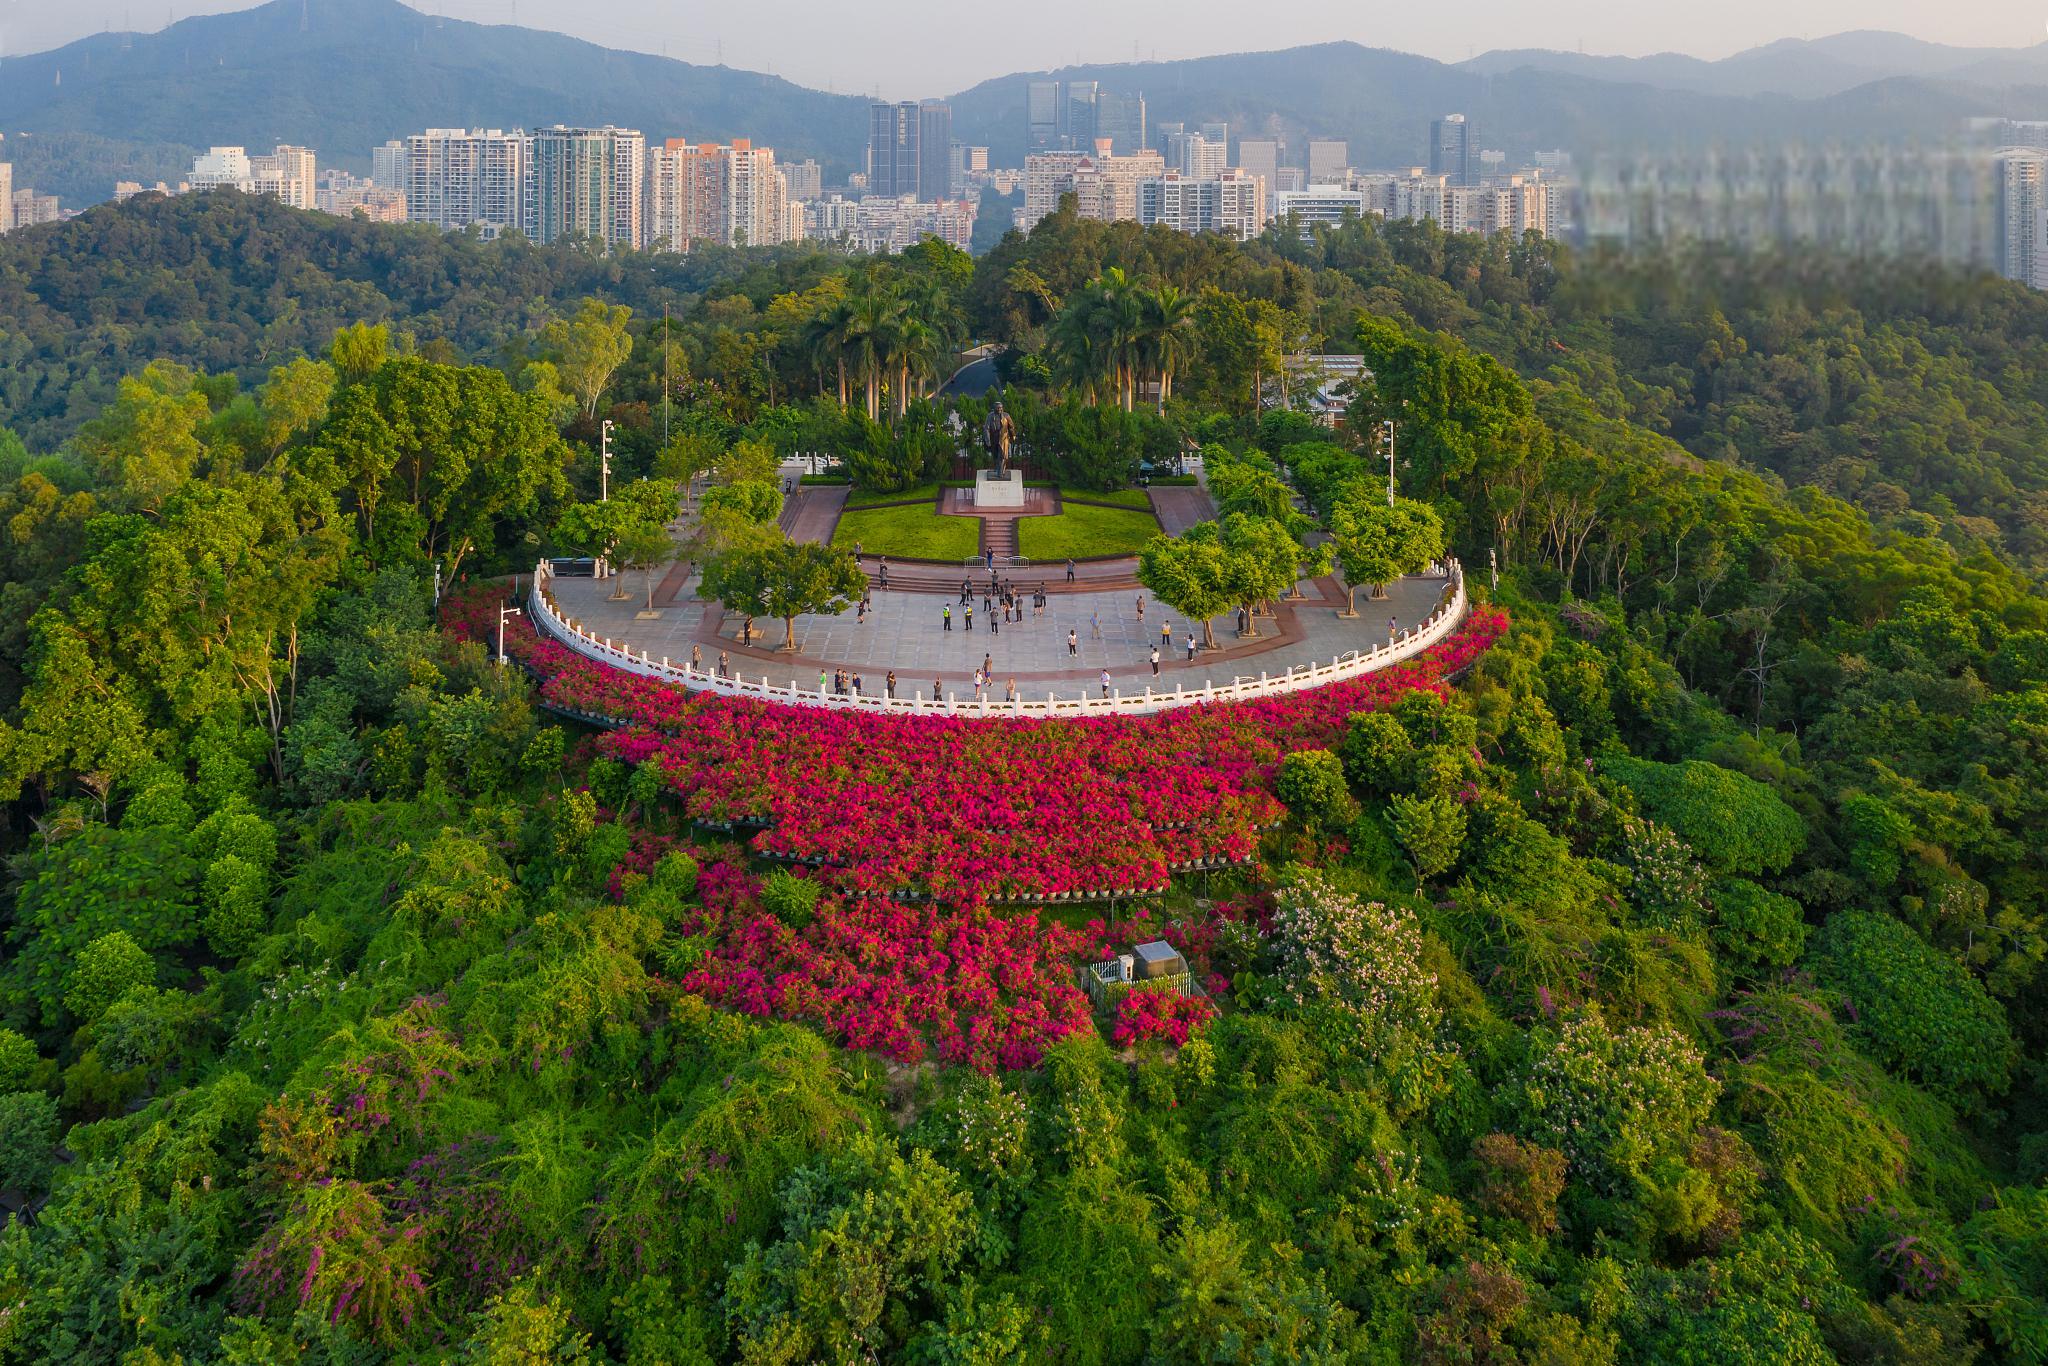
[798,278,960,422]
[1046,267,1197,413]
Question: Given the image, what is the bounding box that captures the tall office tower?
[1065,81,1100,149]
[1307,139,1349,184]
[532,126,645,249]
[1153,121,1184,153]
[250,145,317,209]
[1199,121,1229,147]
[1095,91,1147,155]
[1237,139,1280,196]
[782,158,824,200]
[0,163,13,234]
[189,147,254,191]
[918,102,953,200]
[868,101,921,198]
[2000,151,2048,290]
[1430,115,1473,186]
[371,140,409,190]
[405,129,532,235]
[1027,80,1063,152]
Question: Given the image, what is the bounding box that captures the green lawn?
[1062,487,1153,510]
[832,504,981,561]
[845,482,940,508]
[1018,503,1161,561]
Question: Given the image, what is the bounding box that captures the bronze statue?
[983,397,1016,476]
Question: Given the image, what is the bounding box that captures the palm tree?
[844,286,906,422]
[1141,284,1197,412]
[801,297,858,406]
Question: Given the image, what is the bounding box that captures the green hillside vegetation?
[0,195,2044,1359]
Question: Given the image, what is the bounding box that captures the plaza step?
[864,565,1144,595]
[982,517,1018,560]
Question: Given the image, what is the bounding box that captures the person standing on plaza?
[1068,628,1078,657]
[1005,677,1017,703]
[819,668,829,693]
[965,602,973,631]
[1150,646,1160,677]
[851,672,863,698]
[718,649,730,679]
[857,599,866,625]
[991,606,1000,635]
[944,604,952,631]
[1065,557,1076,583]
[1090,610,1100,639]
[1136,594,1145,622]
[691,644,702,672]
[960,578,970,604]
[1389,615,1398,642]
[932,677,942,703]
[878,557,889,589]
[1186,632,1196,662]
[983,652,993,678]
[886,670,897,699]
[1100,667,1111,698]
[1161,621,1172,653]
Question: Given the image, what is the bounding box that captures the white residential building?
[370,140,409,190]
[806,194,977,252]
[404,128,532,236]
[0,163,11,234]
[188,146,254,191]
[649,138,793,250]
[250,145,317,209]
[1275,186,1369,231]
[1137,168,1266,240]
[1307,140,1350,183]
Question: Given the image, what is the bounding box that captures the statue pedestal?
[973,470,1025,508]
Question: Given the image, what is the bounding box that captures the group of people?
[689,644,733,680]
[820,666,903,700]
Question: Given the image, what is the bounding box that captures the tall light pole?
[497,604,523,667]
[601,419,615,502]
[1378,419,1397,507]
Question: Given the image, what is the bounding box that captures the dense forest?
[0,193,2045,1362]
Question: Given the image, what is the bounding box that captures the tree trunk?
[1340,583,1357,617]
[1370,582,1389,600]
[783,615,798,651]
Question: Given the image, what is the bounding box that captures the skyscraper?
[1027,81,1063,152]
[371,140,409,191]
[531,126,645,249]
[405,129,532,236]
[1065,82,1100,150]
[868,101,920,199]
[918,102,953,200]
[1430,115,1473,187]
[1095,92,1147,155]
[1307,140,1349,184]
[1999,151,2048,290]
[1237,139,1280,197]
[782,158,824,201]
[650,139,793,249]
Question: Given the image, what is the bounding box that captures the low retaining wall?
[527,560,1467,719]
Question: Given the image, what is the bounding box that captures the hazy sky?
[2,0,2044,96]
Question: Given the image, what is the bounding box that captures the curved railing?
[527,560,1467,719]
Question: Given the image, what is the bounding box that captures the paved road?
[940,355,1001,398]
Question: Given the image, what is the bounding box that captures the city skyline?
[3,0,2046,99]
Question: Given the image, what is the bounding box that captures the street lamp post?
[601,419,615,502]
[497,604,523,667]
[1379,419,1397,507]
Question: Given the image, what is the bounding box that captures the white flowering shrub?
[1518,1006,1718,1194]
[1267,871,1449,1105]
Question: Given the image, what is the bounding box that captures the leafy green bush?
[202,853,269,957]
[762,869,823,929]
[0,1090,60,1194]
[1603,757,1804,877]
[1388,793,1468,879]
[1338,711,1414,795]
[1710,879,1807,970]
[65,930,155,1024]
[1810,911,2016,1096]
[0,1028,38,1093]
[1276,749,1355,832]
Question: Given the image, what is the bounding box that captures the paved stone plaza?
[545,565,1453,699]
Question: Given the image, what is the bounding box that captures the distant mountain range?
[4,0,2048,208]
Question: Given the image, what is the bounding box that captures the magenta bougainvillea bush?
[1110,989,1218,1048]
[448,591,1506,910]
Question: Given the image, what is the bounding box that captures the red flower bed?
[1111,990,1217,1047]
[445,590,1506,908]
[676,862,1096,1070]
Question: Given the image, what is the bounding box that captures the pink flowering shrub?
[445,591,1506,910]
[669,861,1097,1070]
[1110,989,1216,1047]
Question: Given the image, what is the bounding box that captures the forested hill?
[9,191,2048,577]
[0,0,869,204]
